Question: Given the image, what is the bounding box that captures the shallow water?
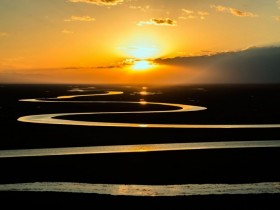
[17,87,280,128]
[1,85,279,197]
[0,182,279,196]
[1,140,280,158]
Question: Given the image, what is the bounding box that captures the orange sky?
[1,0,280,84]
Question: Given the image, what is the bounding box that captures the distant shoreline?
[1,182,280,196]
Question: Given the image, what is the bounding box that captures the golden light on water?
[139,91,149,95]
[140,99,147,105]
[140,87,148,95]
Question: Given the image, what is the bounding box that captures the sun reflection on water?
[140,91,149,95]
[140,99,147,105]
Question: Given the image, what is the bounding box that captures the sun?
[122,58,156,71]
[119,39,161,71]
[132,60,155,71]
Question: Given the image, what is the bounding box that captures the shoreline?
[1,182,280,196]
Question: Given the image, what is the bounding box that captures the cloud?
[96,58,142,69]
[62,29,74,34]
[64,58,136,70]
[180,9,209,20]
[95,65,120,69]
[182,9,194,14]
[64,65,119,70]
[155,46,280,84]
[211,5,258,17]
[68,0,123,6]
[129,5,150,11]
[197,11,209,16]
[64,16,95,22]
[274,16,280,21]
[0,32,8,37]
[138,18,177,26]
[179,15,196,20]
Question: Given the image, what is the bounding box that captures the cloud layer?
[65,16,95,22]
[211,5,258,17]
[180,9,209,20]
[68,0,123,6]
[138,18,177,26]
[156,46,280,83]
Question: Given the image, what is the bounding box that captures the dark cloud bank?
[156,46,280,84]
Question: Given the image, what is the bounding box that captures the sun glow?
[118,36,164,60]
[132,60,154,71]
[131,47,159,59]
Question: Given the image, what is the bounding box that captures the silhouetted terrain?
[0,84,279,207]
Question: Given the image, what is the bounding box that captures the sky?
[0,0,280,84]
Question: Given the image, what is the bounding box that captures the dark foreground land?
[0,84,280,207]
[0,148,280,208]
[1,192,280,209]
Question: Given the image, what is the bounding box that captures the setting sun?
[132,60,154,71]
[1,0,280,84]
[1,1,280,205]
